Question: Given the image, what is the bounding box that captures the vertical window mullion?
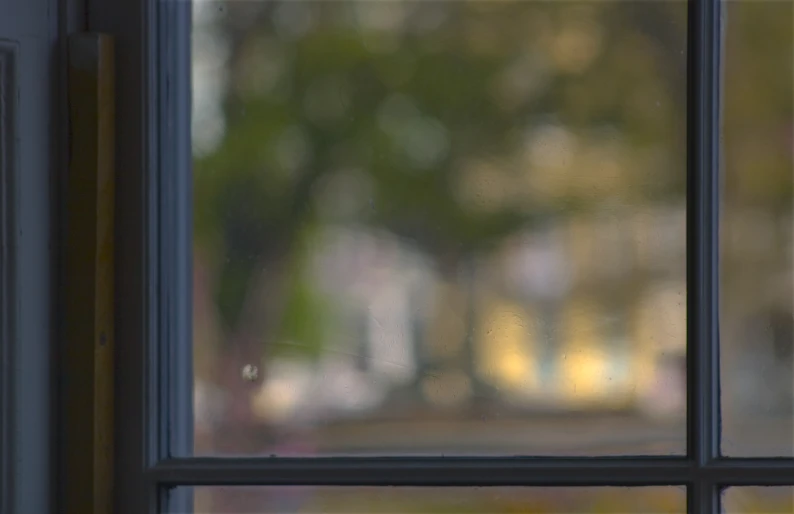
[156,0,194,512]
[687,0,723,511]
[688,485,720,514]
[157,0,194,462]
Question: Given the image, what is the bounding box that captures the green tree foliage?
[194,1,688,349]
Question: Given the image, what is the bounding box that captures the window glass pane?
[721,0,794,456]
[180,486,685,513]
[192,0,687,455]
[723,487,794,514]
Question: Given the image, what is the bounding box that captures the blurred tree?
[192,0,794,508]
[720,0,793,426]
[193,0,693,447]
[193,0,693,432]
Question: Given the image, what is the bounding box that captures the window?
[95,0,794,513]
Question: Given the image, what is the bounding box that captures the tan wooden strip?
[65,33,115,514]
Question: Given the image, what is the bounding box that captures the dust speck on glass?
[241,364,259,382]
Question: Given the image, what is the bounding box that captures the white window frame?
[88,0,794,513]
